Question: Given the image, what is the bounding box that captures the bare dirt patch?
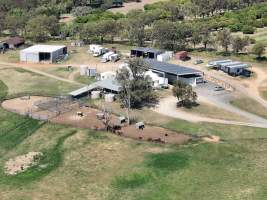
[109,0,165,14]
[202,135,221,143]
[51,106,191,145]
[1,96,51,115]
[2,97,191,145]
[52,107,108,130]
[121,126,191,145]
[4,152,43,175]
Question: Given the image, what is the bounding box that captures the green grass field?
[1,75,267,199]
[74,74,96,84]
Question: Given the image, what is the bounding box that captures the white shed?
[20,45,67,63]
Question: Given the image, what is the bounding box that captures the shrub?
[249,38,256,44]
[252,43,266,58]
[262,18,267,26]
[242,25,256,34]
[228,24,242,32]
[253,20,264,28]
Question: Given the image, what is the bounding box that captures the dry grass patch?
[0,66,79,96]
[181,102,248,122]
[230,97,267,119]
[34,66,78,79]
[0,49,20,63]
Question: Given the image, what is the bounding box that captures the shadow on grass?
[145,151,189,172]
[113,172,152,189]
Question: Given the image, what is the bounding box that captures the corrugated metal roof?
[95,78,121,92]
[131,47,162,54]
[208,59,232,65]
[145,59,202,76]
[219,61,242,67]
[69,78,121,97]
[69,85,97,96]
[226,63,250,69]
[4,37,25,45]
[21,45,66,53]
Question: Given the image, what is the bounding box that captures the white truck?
[88,44,108,57]
[101,52,119,63]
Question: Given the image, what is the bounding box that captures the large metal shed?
[20,45,67,63]
[131,47,163,59]
[145,59,204,86]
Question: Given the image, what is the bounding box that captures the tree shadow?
[255,56,267,62]
[176,101,199,109]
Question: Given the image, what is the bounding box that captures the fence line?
[204,74,235,91]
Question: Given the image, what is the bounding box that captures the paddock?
[2,96,192,145]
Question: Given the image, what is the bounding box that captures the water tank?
[91,91,101,99]
[105,93,115,102]
[87,68,97,77]
[80,65,88,76]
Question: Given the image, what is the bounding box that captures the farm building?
[131,47,163,59]
[0,43,6,53]
[157,51,174,62]
[207,59,251,76]
[145,70,168,88]
[69,78,121,98]
[219,62,251,76]
[145,59,204,86]
[20,45,67,63]
[3,37,25,49]
[207,59,232,69]
[175,51,190,61]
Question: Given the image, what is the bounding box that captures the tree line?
[0,0,266,57]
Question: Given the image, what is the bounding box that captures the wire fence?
[204,74,235,91]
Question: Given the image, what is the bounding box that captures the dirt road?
[0,62,83,86]
[109,0,165,14]
[154,96,267,129]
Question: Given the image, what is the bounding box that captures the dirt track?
[154,96,267,129]
[109,0,165,14]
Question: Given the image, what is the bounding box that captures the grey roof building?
[144,59,204,86]
[131,47,163,59]
[69,78,121,97]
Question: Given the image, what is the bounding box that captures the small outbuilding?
[3,37,25,49]
[20,45,67,63]
[175,51,190,61]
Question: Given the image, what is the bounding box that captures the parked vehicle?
[194,59,204,65]
[214,86,224,91]
[101,52,115,63]
[88,44,108,57]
